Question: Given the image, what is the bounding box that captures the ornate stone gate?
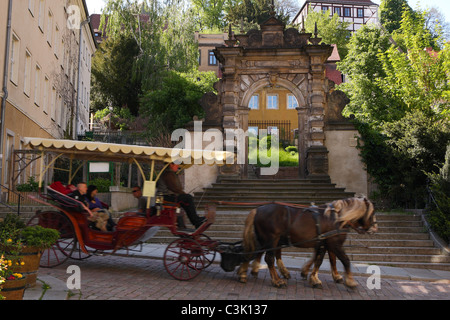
[211,14,334,179]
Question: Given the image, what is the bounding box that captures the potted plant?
[0,213,59,297]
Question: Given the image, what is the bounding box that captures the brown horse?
[235,197,377,288]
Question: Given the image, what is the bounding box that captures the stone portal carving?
[203,12,335,178]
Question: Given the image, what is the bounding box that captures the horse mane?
[327,197,374,227]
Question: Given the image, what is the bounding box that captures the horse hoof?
[251,271,259,278]
[300,272,308,280]
[282,272,291,279]
[239,276,247,284]
[344,279,358,288]
[312,283,323,289]
[334,277,344,284]
[272,280,287,288]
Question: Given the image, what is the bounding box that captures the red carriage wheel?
[27,211,75,267]
[193,234,216,270]
[69,240,92,260]
[163,238,206,281]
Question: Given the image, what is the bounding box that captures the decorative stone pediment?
[233,16,314,49]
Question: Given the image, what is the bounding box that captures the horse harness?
[223,204,351,258]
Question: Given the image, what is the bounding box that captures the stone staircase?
[149,211,450,271]
[193,177,355,210]
[4,202,449,272]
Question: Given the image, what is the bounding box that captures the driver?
[157,163,206,229]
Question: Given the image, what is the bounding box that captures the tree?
[338,9,450,208]
[140,70,218,138]
[379,0,413,33]
[91,34,141,116]
[101,0,199,92]
[192,0,227,31]
[337,25,393,124]
[303,7,352,59]
[377,9,450,119]
[224,0,290,27]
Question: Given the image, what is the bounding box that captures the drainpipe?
[74,18,90,140]
[0,0,13,187]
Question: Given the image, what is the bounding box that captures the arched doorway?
[213,14,333,178]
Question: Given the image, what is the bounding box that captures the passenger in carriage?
[67,182,108,232]
[67,182,88,204]
[157,163,206,230]
[86,185,116,232]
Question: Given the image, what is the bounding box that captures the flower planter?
[3,246,41,288]
[1,277,27,300]
[14,246,41,288]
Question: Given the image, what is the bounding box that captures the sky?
[85,0,450,23]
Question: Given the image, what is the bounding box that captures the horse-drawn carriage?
[21,137,378,287]
[22,137,233,281]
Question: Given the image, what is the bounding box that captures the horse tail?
[243,208,258,253]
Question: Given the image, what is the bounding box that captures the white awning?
[23,137,235,166]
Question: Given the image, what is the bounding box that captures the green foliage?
[101,0,199,93]
[192,0,227,30]
[16,176,39,192]
[426,145,450,242]
[88,178,112,193]
[337,25,391,124]
[140,70,217,136]
[379,0,413,33]
[339,8,450,209]
[224,0,290,26]
[248,139,298,167]
[20,226,60,250]
[303,7,352,59]
[91,34,141,116]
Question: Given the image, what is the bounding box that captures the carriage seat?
[46,186,94,218]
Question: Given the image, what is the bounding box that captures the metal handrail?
[0,182,23,215]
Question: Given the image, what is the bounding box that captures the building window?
[287,94,298,109]
[357,8,364,18]
[47,10,53,46]
[321,6,329,14]
[198,49,201,65]
[43,76,49,113]
[267,94,278,109]
[268,126,278,136]
[249,95,259,109]
[34,65,41,106]
[344,7,351,17]
[208,50,217,65]
[54,25,60,58]
[10,34,20,85]
[24,50,32,97]
[38,0,45,32]
[28,0,35,16]
[333,7,341,16]
[248,126,258,137]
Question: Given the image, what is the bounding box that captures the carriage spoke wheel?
[193,234,216,270]
[69,240,92,260]
[27,211,75,268]
[163,238,206,281]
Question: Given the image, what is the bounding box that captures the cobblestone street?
[36,254,449,301]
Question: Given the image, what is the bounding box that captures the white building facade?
[292,0,379,32]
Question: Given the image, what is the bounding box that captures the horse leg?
[332,245,358,288]
[265,251,286,288]
[275,249,291,279]
[300,253,315,279]
[250,253,263,278]
[328,250,343,284]
[309,244,326,289]
[237,261,250,283]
